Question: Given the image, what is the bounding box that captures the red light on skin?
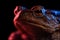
[21,34,27,39]
[8,32,15,40]
[14,6,18,15]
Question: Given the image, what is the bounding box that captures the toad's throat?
[23,20,59,33]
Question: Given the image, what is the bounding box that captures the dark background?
[1,0,60,40]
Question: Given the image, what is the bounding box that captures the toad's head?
[13,5,60,34]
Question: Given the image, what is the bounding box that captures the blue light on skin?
[41,8,60,16]
[41,8,47,15]
[57,18,60,21]
[51,15,56,20]
[41,8,58,23]
[51,15,59,24]
[41,8,50,20]
[41,8,51,20]
[51,10,60,15]
[21,6,26,10]
[50,10,60,23]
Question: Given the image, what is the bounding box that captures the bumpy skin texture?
[8,6,60,40]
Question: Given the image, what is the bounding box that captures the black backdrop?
[1,0,60,40]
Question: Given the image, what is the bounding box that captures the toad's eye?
[34,10,42,13]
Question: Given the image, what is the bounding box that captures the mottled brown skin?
[8,6,60,40]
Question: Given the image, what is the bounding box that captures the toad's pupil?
[34,10,42,13]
